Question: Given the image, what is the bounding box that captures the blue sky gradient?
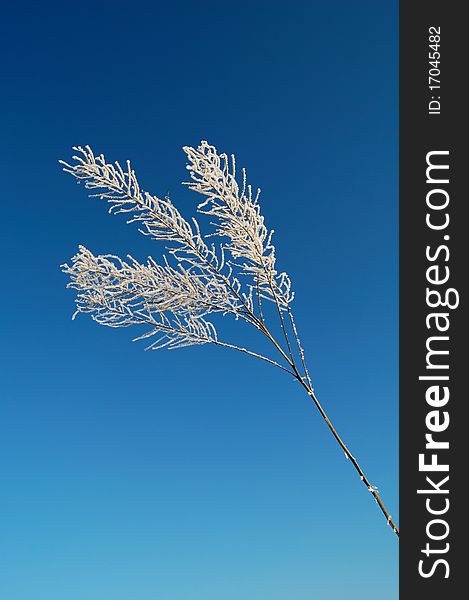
[0,1,398,598]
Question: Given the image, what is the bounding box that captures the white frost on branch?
[184,141,294,308]
[60,145,263,317]
[60,142,400,536]
[61,141,294,352]
[62,246,225,349]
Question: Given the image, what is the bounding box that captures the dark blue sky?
[1,2,398,598]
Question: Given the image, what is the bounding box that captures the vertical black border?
[400,2,465,596]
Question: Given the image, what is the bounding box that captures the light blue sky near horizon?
[0,1,398,598]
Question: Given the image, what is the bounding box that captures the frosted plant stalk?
[61,141,399,538]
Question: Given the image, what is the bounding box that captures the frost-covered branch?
[60,146,260,325]
[63,246,224,349]
[60,141,399,538]
[184,141,294,310]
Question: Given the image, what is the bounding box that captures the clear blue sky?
[0,1,398,598]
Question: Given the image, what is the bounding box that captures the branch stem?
[294,363,399,537]
[256,315,399,538]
